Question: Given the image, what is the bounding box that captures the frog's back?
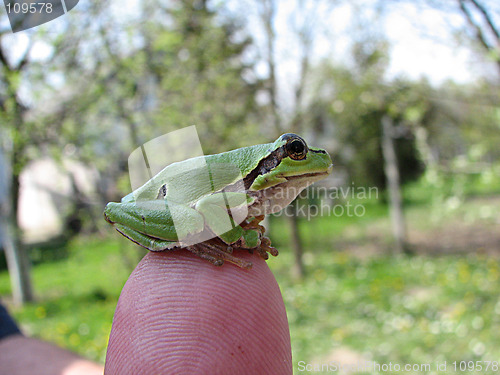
[204,142,273,176]
[131,142,273,203]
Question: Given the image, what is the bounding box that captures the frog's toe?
[185,241,253,269]
[255,247,270,260]
[260,237,279,257]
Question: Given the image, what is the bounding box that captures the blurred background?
[0,0,499,373]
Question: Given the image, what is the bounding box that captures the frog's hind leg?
[104,200,205,243]
[113,223,178,252]
[184,244,225,267]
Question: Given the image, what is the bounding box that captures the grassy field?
[0,178,499,374]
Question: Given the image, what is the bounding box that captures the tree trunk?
[381,116,408,254]
[287,203,305,279]
[1,218,33,305]
[0,164,33,305]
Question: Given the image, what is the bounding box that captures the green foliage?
[138,0,262,153]
[305,37,500,191]
[307,48,427,188]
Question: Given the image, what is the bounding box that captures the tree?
[381,115,408,254]
[308,42,424,188]
[305,39,434,253]
[130,0,262,153]
[0,2,122,304]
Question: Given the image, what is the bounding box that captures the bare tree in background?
[286,0,321,278]
[257,0,336,278]
[380,0,500,77]
[381,116,408,254]
[260,0,283,135]
[456,0,500,76]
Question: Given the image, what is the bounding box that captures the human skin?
[104,249,293,375]
[0,335,103,375]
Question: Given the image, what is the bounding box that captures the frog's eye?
[286,138,307,160]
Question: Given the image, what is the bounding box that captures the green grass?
[1,178,499,373]
[270,249,500,374]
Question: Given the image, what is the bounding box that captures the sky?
[381,2,493,83]
[261,0,496,85]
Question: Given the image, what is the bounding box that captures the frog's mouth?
[280,166,333,181]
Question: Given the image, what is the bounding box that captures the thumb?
[104,249,292,375]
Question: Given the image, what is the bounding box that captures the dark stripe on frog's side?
[228,142,319,192]
[243,137,325,189]
[310,148,327,154]
[242,145,287,190]
[212,146,286,194]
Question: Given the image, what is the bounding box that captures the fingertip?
[105,249,292,375]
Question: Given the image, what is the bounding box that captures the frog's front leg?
[196,193,278,260]
[195,191,253,245]
[240,216,279,259]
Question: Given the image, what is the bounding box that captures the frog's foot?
[260,236,279,257]
[246,235,278,260]
[240,215,266,234]
[185,238,253,269]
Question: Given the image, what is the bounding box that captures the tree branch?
[0,35,11,71]
[469,0,500,41]
[458,0,493,51]
[17,37,34,71]
[260,0,282,133]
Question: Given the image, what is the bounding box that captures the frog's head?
[246,133,332,215]
[247,133,333,191]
